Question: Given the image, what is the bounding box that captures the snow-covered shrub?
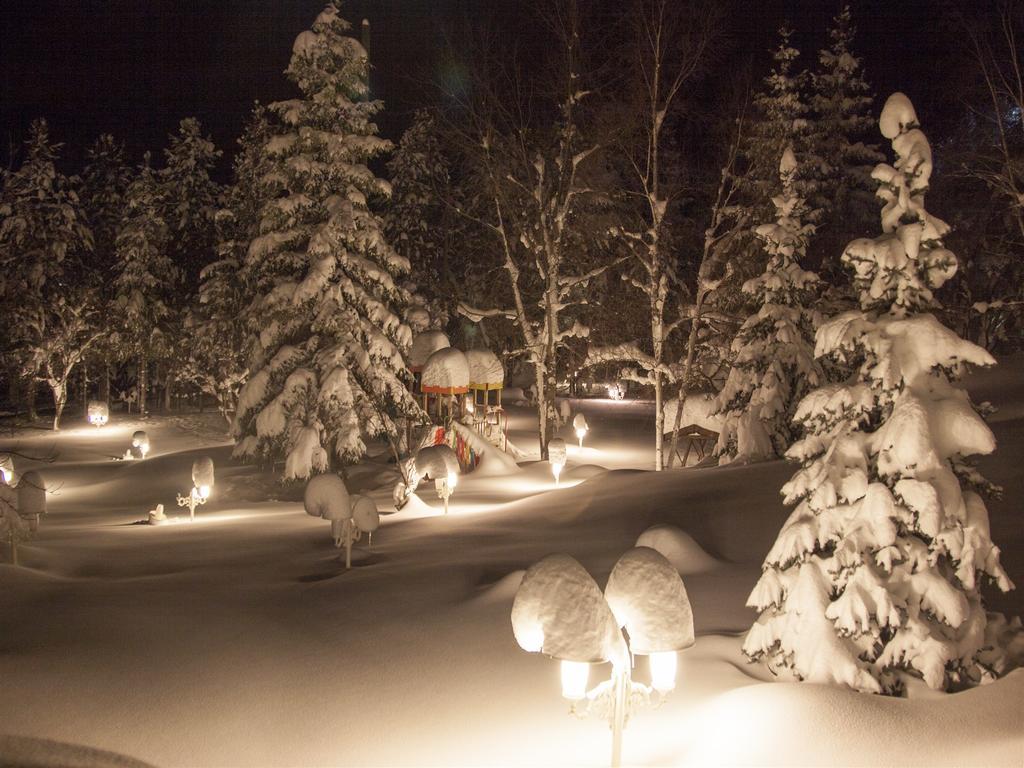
[232,4,422,482]
[715,148,823,463]
[744,93,1015,694]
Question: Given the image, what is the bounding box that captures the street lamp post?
[549,438,567,485]
[512,547,694,767]
[177,456,214,521]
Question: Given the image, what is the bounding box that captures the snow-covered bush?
[715,148,822,463]
[232,3,421,481]
[744,93,1015,694]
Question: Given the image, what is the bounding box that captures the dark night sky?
[0,0,976,176]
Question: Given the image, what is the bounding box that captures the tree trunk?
[534,362,549,460]
[51,381,66,431]
[26,377,38,422]
[100,356,111,405]
[163,368,173,412]
[667,291,706,468]
[81,359,89,413]
[138,353,148,417]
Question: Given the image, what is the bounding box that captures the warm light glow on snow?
[446,472,458,489]
[648,651,677,693]
[198,484,211,500]
[551,463,563,485]
[560,660,590,700]
[519,625,544,652]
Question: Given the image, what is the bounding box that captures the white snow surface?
[0,364,1021,766]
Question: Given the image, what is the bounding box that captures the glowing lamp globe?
[649,651,677,693]
[0,453,13,485]
[548,438,567,485]
[87,401,109,427]
[561,660,590,700]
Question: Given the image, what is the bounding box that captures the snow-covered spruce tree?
[714,147,822,463]
[385,109,451,299]
[184,107,271,427]
[113,155,176,417]
[744,93,1015,694]
[0,120,94,424]
[233,4,420,481]
[808,5,884,275]
[158,117,222,287]
[739,26,818,221]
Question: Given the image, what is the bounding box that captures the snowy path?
[1,378,1022,766]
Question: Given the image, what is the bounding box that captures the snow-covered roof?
[409,330,450,371]
[421,347,469,393]
[465,348,504,388]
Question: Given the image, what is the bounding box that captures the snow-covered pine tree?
[740,26,817,221]
[714,147,822,463]
[81,134,132,284]
[808,5,884,276]
[385,109,451,303]
[113,155,176,417]
[233,3,421,480]
[185,106,271,426]
[0,120,94,425]
[158,117,222,287]
[744,93,1015,694]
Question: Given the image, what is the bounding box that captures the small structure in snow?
[87,400,109,427]
[408,330,450,391]
[420,347,469,420]
[465,348,507,451]
[147,503,167,525]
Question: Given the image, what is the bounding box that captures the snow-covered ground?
[1,360,1022,767]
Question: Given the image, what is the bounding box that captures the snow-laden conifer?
[113,155,176,416]
[715,147,822,463]
[744,93,1015,694]
[808,5,884,272]
[233,3,420,480]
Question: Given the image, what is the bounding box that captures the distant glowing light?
[198,484,211,501]
[649,651,677,693]
[560,660,590,700]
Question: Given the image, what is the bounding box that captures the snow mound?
[879,91,919,139]
[635,524,721,575]
[0,734,154,768]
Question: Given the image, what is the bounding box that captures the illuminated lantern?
[87,400,109,427]
[131,431,150,459]
[548,438,567,485]
[573,412,589,448]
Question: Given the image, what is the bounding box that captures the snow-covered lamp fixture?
[511,548,694,768]
[131,431,150,459]
[548,438,567,485]
[2,470,47,566]
[303,475,380,569]
[414,444,461,515]
[0,454,13,485]
[177,456,215,521]
[573,413,589,449]
[87,401,109,427]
